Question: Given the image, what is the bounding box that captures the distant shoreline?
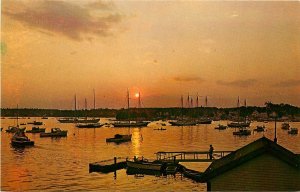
[1,103,300,122]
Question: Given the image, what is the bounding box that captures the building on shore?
[200,137,300,191]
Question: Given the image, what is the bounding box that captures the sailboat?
[10,105,34,147]
[6,104,26,133]
[112,90,150,128]
[58,93,100,123]
[227,97,250,128]
[169,95,198,126]
[76,98,103,128]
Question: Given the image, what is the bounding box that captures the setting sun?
[135,93,140,98]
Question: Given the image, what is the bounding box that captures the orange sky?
[1,1,300,109]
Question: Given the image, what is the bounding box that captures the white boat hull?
[126,160,162,171]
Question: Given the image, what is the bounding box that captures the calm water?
[1,117,300,191]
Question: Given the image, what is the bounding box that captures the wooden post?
[114,157,117,165]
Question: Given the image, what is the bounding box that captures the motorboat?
[288,128,298,135]
[228,121,250,128]
[40,128,67,137]
[233,128,251,136]
[112,121,150,128]
[281,123,290,130]
[76,123,103,128]
[26,127,46,133]
[6,126,26,133]
[254,125,265,132]
[215,124,227,130]
[106,134,132,143]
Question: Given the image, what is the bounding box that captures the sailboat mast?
[74,94,77,111]
[17,104,19,127]
[196,93,199,108]
[127,89,130,109]
[138,92,141,108]
[181,95,184,120]
[93,89,96,110]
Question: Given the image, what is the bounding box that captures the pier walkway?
[155,150,233,162]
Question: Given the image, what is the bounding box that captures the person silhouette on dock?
[209,144,214,160]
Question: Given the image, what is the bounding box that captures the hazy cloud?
[85,0,115,10]
[173,76,204,83]
[198,39,216,54]
[3,1,123,41]
[217,79,257,88]
[274,79,300,87]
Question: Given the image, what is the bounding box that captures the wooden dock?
[89,150,233,174]
[155,150,233,162]
[89,157,127,173]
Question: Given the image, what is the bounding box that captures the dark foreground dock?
[89,157,127,173]
[89,150,232,182]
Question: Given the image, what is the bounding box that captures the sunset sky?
[2,1,300,109]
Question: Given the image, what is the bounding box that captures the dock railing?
[155,151,233,162]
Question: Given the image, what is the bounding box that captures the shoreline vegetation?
[1,102,300,122]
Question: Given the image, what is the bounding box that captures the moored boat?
[281,122,290,130]
[126,159,163,171]
[228,121,250,128]
[215,124,227,130]
[76,123,103,128]
[288,128,298,135]
[106,134,132,143]
[40,128,67,137]
[28,121,43,125]
[254,125,265,132]
[58,117,100,123]
[11,131,34,147]
[197,118,212,124]
[233,128,251,136]
[169,120,197,126]
[6,126,26,133]
[26,127,46,133]
[112,121,150,128]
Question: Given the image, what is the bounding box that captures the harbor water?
[1,118,299,191]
